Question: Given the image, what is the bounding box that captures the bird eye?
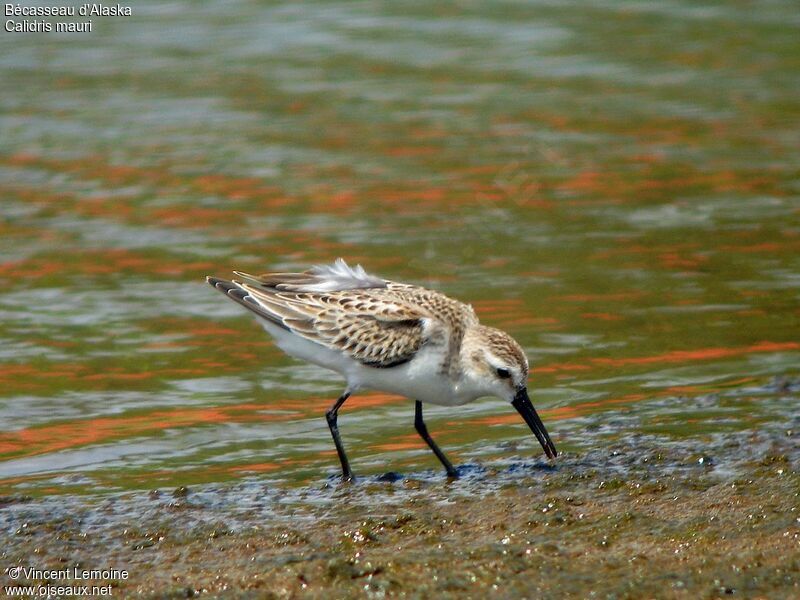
[495,367,511,379]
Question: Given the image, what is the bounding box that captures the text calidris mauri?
[207,259,557,480]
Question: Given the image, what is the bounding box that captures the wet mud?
[2,418,798,599]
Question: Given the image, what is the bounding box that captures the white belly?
[257,318,470,406]
[349,349,469,406]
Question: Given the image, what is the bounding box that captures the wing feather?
[238,283,425,368]
[209,259,477,371]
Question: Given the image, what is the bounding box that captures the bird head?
[463,325,558,459]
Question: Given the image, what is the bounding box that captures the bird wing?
[210,259,476,369]
[237,283,426,368]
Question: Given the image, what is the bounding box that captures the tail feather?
[206,277,290,331]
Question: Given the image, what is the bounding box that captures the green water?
[0,1,798,496]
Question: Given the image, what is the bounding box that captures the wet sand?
[3,424,798,599]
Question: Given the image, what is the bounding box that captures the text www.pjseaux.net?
[5,566,128,597]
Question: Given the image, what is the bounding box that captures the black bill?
[512,388,558,459]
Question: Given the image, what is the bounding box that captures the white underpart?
[255,316,474,407]
[295,258,386,292]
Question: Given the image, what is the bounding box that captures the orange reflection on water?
[3,153,290,208]
[534,341,799,375]
[593,341,799,367]
[472,298,561,330]
[533,362,592,374]
[0,403,302,460]
[553,291,646,303]
[275,392,408,415]
[581,312,622,321]
[371,433,423,452]
[0,248,219,284]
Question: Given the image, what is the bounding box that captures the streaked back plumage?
[210,259,479,375]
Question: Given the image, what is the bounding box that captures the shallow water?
[0,0,798,497]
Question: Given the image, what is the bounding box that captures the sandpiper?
[207,259,557,480]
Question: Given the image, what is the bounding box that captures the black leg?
[326,392,353,481]
[414,400,458,478]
